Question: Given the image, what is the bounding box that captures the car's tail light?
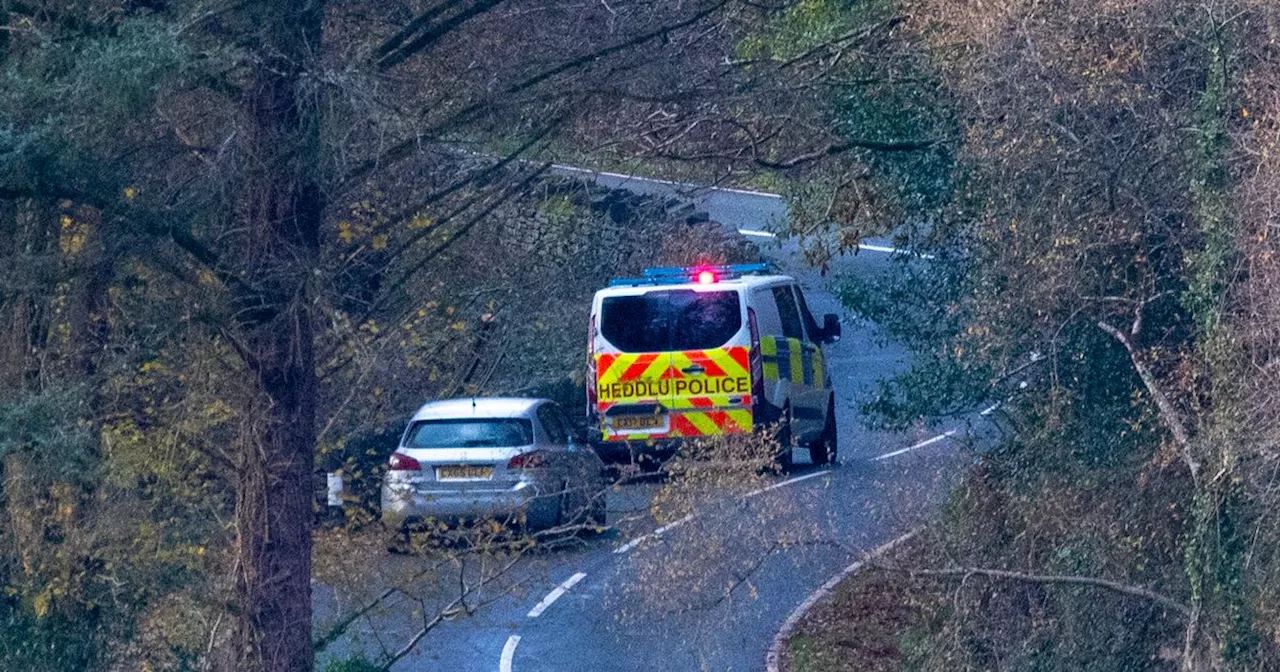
[387,452,421,471]
[748,307,764,398]
[507,451,548,470]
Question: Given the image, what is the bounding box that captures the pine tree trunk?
[227,2,326,670]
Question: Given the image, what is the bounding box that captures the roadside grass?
[783,537,930,672]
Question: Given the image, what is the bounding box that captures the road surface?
[315,170,971,671]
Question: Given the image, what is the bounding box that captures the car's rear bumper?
[380,480,559,528]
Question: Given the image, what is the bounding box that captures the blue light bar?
[642,263,770,278]
[608,263,772,287]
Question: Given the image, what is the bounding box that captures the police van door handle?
[681,364,706,375]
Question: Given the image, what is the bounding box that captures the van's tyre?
[776,408,795,472]
[582,494,608,536]
[811,403,837,465]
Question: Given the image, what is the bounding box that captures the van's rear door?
[595,287,752,441]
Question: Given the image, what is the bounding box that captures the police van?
[586,263,841,468]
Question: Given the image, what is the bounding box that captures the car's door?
[772,283,823,439]
[792,284,832,431]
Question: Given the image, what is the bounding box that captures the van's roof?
[409,397,545,421]
[595,273,792,297]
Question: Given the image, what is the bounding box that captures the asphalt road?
[315,172,972,671]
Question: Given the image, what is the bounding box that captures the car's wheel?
[811,400,837,465]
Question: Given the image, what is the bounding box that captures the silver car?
[381,397,607,531]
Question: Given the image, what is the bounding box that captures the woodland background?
[1,0,1279,670]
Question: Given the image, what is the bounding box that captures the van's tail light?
[508,451,548,470]
[388,452,421,471]
[748,307,764,400]
[586,315,599,416]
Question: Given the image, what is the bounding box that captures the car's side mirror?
[822,314,842,343]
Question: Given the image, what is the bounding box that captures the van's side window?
[772,286,804,340]
[793,286,822,342]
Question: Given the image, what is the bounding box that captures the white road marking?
[872,430,957,461]
[745,469,831,498]
[613,470,831,554]
[979,402,1001,416]
[764,528,920,672]
[550,164,785,199]
[652,513,693,535]
[857,243,937,260]
[526,572,587,618]
[737,228,778,238]
[500,635,520,672]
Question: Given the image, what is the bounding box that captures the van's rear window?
[403,419,534,448]
[600,290,742,352]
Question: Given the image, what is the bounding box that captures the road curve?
[320,172,968,671]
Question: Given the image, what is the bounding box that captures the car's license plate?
[436,465,494,480]
[612,414,664,430]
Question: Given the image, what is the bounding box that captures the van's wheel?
[581,492,607,536]
[776,407,795,472]
[811,400,837,465]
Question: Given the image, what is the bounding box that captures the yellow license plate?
[612,414,664,430]
[435,465,494,480]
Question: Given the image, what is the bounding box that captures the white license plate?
[611,414,664,430]
[435,465,494,480]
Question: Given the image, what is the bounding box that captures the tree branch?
[753,137,940,169]
[898,565,1191,617]
[338,0,728,187]
[376,0,510,70]
[1097,319,1197,478]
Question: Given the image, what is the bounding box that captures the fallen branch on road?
[883,565,1191,618]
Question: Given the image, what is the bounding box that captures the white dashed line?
[550,165,786,199]
[872,431,957,461]
[738,228,778,238]
[526,572,587,618]
[500,635,520,672]
[857,243,937,259]
[613,470,832,554]
[979,402,1001,416]
[744,469,831,498]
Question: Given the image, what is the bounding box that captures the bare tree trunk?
[227,2,326,670]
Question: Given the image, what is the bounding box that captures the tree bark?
[227,2,326,670]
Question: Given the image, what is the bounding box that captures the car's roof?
[409,397,547,421]
[595,273,792,297]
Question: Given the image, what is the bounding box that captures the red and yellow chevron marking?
[596,346,754,441]
[595,351,672,407]
[669,409,753,437]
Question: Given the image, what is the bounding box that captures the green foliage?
[0,602,102,672]
[322,653,382,672]
[0,387,95,478]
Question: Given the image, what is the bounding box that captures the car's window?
[551,405,580,442]
[793,286,823,342]
[600,289,742,352]
[751,288,784,336]
[403,418,534,448]
[772,285,804,340]
[536,406,567,443]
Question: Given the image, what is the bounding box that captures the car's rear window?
[600,289,742,352]
[403,418,534,448]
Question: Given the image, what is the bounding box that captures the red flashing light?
[695,270,717,285]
